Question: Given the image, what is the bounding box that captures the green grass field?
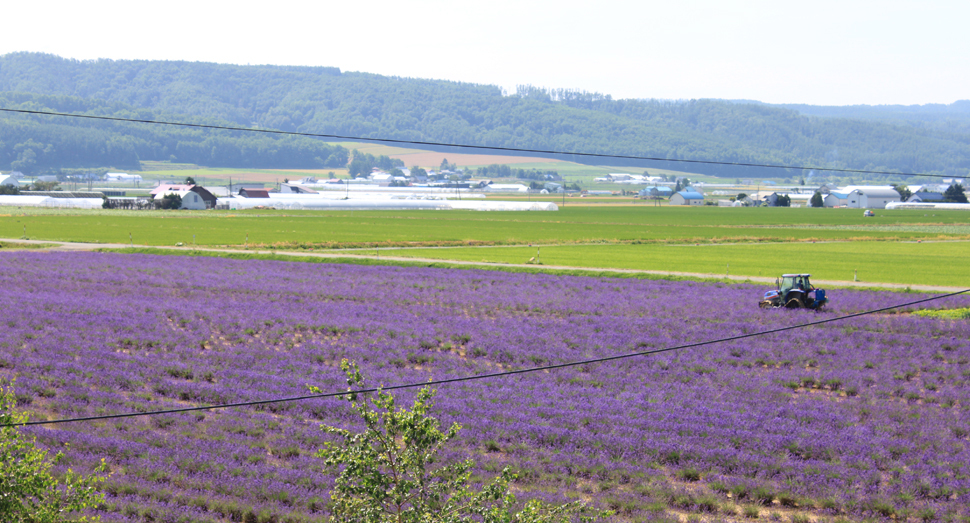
[386,241,970,287]
[2,206,968,285]
[3,206,967,242]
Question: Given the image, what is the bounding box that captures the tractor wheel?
[759,300,771,309]
[785,297,804,309]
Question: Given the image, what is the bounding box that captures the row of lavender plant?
[1,251,968,522]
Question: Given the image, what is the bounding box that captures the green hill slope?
[2,52,969,179]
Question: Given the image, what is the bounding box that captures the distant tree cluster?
[476,164,513,177]
[944,183,968,203]
[439,158,458,171]
[891,184,912,201]
[473,164,560,181]
[0,93,348,174]
[347,150,404,177]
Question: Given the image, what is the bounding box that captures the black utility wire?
[0,107,954,179]
[5,289,967,428]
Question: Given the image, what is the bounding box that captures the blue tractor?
[759,273,828,310]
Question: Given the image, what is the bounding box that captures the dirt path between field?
[1,238,965,293]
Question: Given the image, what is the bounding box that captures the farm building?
[22,191,105,199]
[0,195,103,208]
[670,190,705,206]
[151,184,218,208]
[155,190,207,210]
[887,201,970,210]
[822,187,899,209]
[239,188,271,198]
[759,192,781,206]
[856,187,901,209]
[206,186,231,197]
[483,184,529,193]
[606,173,634,182]
[281,183,319,194]
[188,186,218,208]
[104,173,143,183]
[907,191,946,203]
[0,174,19,186]
[824,192,854,208]
[150,184,192,196]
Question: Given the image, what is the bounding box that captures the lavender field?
[2,251,969,523]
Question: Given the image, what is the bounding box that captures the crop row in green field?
[384,240,970,287]
[2,207,969,248]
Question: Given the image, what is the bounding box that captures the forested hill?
[746,100,970,136]
[2,52,969,179]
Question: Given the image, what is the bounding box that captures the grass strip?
[92,247,939,294]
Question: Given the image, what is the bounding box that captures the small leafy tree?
[891,184,912,202]
[0,185,20,195]
[312,360,609,523]
[31,181,60,191]
[775,194,791,207]
[159,193,182,210]
[810,191,824,208]
[943,183,968,203]
[1,380,108,522]
[184,176,196,185]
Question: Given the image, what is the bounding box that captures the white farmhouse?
[823,192,853,208]
[856,187,901,209]
[670,190,705,206]
[483,184,529,193]
[155,190,207,210]
[104,173,144,183]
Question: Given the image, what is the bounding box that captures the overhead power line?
[5,289,967,428]
[0,106,954,179]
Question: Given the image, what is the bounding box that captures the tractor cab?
[760,273,828,310]
[779,274,811,297]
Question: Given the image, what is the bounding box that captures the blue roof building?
[670,190,705,206]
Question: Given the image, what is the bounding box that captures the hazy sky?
[3,0,967,106]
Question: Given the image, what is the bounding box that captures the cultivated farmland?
[2,252,969,522]
[2,206,969,286]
